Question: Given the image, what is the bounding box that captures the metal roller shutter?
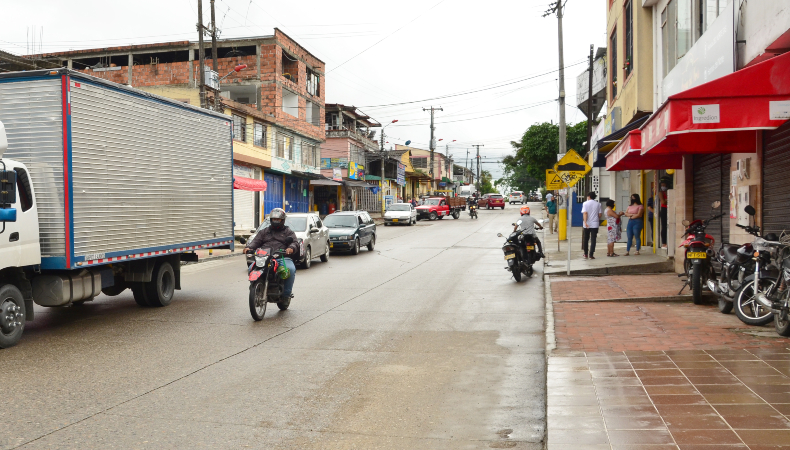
[762,122,790,236]
[693,153,730,246]
[233,189,255,233]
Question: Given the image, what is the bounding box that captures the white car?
[384,203,417,226]
[246,213,330,269]
[509,191,525,204]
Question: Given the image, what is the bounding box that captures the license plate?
[526,246,534,250]
[505,253,515,260]
[687,252,706,259]
[330,243,334,248]
[393,219,398,222]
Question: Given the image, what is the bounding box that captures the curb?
[553,294,717,303]
[544,275,556,358]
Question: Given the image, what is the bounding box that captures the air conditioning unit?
[204,67,219,90]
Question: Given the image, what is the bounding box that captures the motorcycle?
[498,226,539,282]
[766,237,790,336]
[469,204,478,219]
[246,237,295,321]
[679,201,723,304]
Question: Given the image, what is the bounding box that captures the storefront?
[311,179,341,216]
[232,163,266,235]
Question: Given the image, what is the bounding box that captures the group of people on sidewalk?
[543,181,670,260]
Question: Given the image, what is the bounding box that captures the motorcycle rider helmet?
[270,208,287,231]
[520,205,530,215]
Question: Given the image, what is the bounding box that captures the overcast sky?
[0,0,607,180]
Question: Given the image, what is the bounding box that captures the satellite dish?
[405,140,411,146]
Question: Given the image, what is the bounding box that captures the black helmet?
[270,208,286,231]
[765,233,779,242]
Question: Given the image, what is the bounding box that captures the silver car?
[384,203,417,226]
[246,212,330,269]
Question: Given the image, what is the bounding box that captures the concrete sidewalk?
[541,223,673,276]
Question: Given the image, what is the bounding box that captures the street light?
[380,119,398,152]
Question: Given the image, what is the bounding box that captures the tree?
[478,170,497,195]
[502,121,590,190]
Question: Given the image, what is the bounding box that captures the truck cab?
[416,197,449,221]
[0,159,41,272]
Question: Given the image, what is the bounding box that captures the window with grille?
[232,114,246,142]
[411,157,427,169]
[302,143,318,167]
[624,1,633,78]
[610,29,618,100]
[276,134,293,160]
[253,123,266,147]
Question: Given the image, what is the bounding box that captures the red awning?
[641,51,790,156]
[606,130,683,171]
[233,176,267,192]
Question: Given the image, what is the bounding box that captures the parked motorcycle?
[766,238,790,336]
[498,227,539,282]
[469,204,478,219]
[679,201,723,304]
[247,237,294,321]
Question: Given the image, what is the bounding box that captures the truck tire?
[0,284,25,348]
[132,283,151,307]
[429,212,437,221]
[145,261,175,307]
[452,211,460,219]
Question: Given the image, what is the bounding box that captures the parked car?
[246,213,330,269]
[509,191,525,204]
[384,203,417,226]
[325,211,377,255]
[479,194,505,209]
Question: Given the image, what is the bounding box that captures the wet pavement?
[1,203,546,449]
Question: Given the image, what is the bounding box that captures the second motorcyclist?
[514,205,544,259]
[244,208,300,303]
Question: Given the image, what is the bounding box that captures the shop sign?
[233,163,254,178]
[271,156,292,174]
[320,158,349,169]
[770,101,790,120]
[397,163,406,186]
[692,104,720,124]
[384,195,394,209]
[332,167,342,181]
[348,162,365,180]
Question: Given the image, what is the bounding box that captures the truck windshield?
[424,199,442,205]
[323,215,358,228]
[388,204,411,211]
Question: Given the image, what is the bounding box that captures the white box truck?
[0,69,234,348]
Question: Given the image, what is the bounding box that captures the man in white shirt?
[581,191,602,259]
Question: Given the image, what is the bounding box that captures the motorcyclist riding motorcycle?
[244,208,299,303]
[514,206,544,259]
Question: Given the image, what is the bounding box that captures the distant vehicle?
[324,211,377,255]
[247,213,329,269]
[458,185,474,199]
[556,162,586,172]
[509,191,525,204]
[384,203,417,226]
[479,194,505,209]
[416,197,464,220]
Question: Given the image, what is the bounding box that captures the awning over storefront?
[310,179,342,186]
[642,51,790,156]
[606,130,683,172]
[343,180,370,188]
[291,170,326,180]
[233,176,267,191]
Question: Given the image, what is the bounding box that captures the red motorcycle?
[679,202,723,304]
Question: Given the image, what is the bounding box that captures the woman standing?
[624,194,645,256]
[605,200,624,257]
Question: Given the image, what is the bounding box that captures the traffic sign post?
[546,169,564,190]
[553,149,592,276]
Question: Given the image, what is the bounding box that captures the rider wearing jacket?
[244,208,299,301]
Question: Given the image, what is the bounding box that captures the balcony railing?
[325,128,378,150]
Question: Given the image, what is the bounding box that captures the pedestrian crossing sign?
[546,169,564,190]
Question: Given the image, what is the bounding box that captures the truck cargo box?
[0,69,234,270]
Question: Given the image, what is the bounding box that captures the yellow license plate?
[330,243,334,248]
[526,246,535,250]
[505,253,515,260]
[393,219,398,222]
[687,252,706,258]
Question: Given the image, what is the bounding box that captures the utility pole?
[586,44,594,154]
[423,106,443,191]
[197,0,207,109]
[210,0,219,111]
[472,144,484,192]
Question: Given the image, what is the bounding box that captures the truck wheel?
[429,212,437,221]
[132,283,151,307]
[0,284,25,348]
[145,261,175,307]
[452,211,460,219]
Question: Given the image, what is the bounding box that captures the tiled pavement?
[551,274,690,302]
[546,273,790,450]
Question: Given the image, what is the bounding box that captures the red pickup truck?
[416,196,464,220]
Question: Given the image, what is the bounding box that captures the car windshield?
[388,204,411,211]
[258,217,308,232]
[424,199,442,205]
[323,214,358,228]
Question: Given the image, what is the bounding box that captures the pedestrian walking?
[605,199,624,257]
[658,180,669,248]
[581,192,602,259]
[545,193,558,234]
[646,194,654,246]
[624,194,645,256]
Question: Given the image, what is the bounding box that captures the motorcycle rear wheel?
[692,264,703,305]
[249,279,268,321]
[718,299,733,314]
[512,268,522,282]
[277,295,291,311]
[775,310,790,336]
[734,278,775,326]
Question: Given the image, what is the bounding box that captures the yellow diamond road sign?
[546,169,564,190]
[553,149,591,188]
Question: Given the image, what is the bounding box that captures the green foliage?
[502,121,591,190]
[478,170,497,195]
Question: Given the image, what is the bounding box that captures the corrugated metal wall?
[0,78,67,257]
[263,172,283,216]
[69,80,233,258]
[693,153,730,245]
[762,122,790,236]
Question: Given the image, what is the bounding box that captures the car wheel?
[320,243,330,262]
[409,218,415,226]
[367,235,376,251]
[429,212,437,221]
[301,247,311,269]
[501,206,505,210]
[351,238,360,255]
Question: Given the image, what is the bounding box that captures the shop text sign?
[692,104,720,124]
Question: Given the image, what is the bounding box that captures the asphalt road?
[1,204,546,450]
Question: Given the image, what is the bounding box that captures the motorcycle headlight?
[255,256,267,267]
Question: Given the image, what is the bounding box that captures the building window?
[305,101,321,127]
[610,28,617,100]
[306,69,320,97]
[677,0,693,59]
[276,133,293,160]
[701,0,729,35]
[253,123,266,148]
[302,143,318,167]
[232,114,246,142]
[281,50,298,83]
[411,157,427,169]
[662,1,677,76]
[282,89,298,118]
[624,1,633,79]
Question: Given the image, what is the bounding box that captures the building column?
[127,53,133,86]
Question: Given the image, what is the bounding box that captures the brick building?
[37,29,326,231]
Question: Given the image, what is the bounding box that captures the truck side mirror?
[0,208,17,223]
